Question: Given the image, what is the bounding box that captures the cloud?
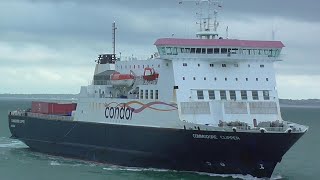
[0,0,319,98]
[277,75,320,99]
[0,66,91,94]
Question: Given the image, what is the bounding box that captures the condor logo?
[104,104,134,120]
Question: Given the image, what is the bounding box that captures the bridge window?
[172,47,178,55]
[230,90,236,100]
[150,90,154,99]
[202,48,206,54]
[207,48,213,54]
[166,47,172,55]
[241,90,247,100]
[208,90,215,100]
[220,90,227,100]
[252,91,259,100]
[231,48,238,54]
[252,49,257,55]
[197,90,204,100]
[191,48,196,54]
[221,48,227,54]
[275,49,280,57]
[244,49,248,55]
[214,48,220,54]
[158,47,166,55]
[196,48,201,54]
[185,48,191,53]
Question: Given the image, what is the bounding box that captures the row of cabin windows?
[158,47,280,57]
[183,77,269,82]
[183,63,265,68]
[197,90,270,101]
[140,90,159,100]
[117,64,163,69]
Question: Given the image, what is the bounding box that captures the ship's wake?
[197,172,283,180]
[0,137,26,148]
[102,165,283,180]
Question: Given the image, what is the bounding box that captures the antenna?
[179,0,222,39]
[112,21,117,55]
[226,26,229,39]
[272,25,277,40]
[272,19,278,40]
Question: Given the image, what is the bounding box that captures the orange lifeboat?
[110,72,135,86]
[143,68,159,81]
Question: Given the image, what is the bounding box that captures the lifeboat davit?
[110,72,135,86]
[143,68,159,81]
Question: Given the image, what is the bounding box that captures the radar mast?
[179,0,222,39]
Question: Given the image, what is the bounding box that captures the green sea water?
[0,98,319,180]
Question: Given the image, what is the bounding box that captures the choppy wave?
[50,161,61,166]
[197,172,283,180]
[102,165,283,180]
[44,155,99,167]
[0,137,26,148]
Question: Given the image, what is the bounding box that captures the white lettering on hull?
[193,134,240,141]
[11,119,25,124]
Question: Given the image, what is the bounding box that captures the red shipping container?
[32,102,77,115]
[32,102,49,114]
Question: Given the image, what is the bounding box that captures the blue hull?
[8,115,304,178]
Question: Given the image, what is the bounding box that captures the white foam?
[197,172,260,180]
[190,171,281,180]
[103,166,171,173]
[102,165,282,180]
[0,137,26,148]
[50,161,61,166]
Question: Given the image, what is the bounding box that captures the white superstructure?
[73,0,298,132]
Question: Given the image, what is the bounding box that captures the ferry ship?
[8,1,308,178]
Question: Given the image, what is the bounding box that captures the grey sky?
[0,0,319,99]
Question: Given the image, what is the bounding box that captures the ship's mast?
[112,21,117,55]
[179,0,222,39]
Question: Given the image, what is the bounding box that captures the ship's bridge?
[154,38,285,62]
